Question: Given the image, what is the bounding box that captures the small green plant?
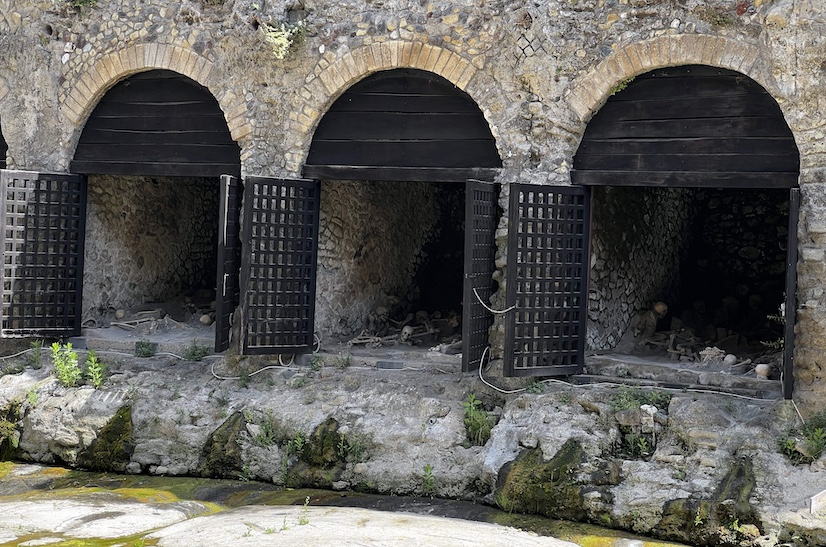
[51,342,81,387]
[610,77,634,95]
[334,352,352,369]
[254,410,278,446]
[238,464,253,482]
[84,350,107,389]
[26,388,38,408]
[779,409,826,464]
[762,304,785,350]
[309,355,324,371]
[422,463,435,497]
[134,340,156,358]
[287,431,305,455]
[299,495,310,525]
[701,6,735,27]
[66,0,98,9]
[463,394,496,446]
[260,20,306,60]
[526,381,544,394]
[183,340,211,361]
[28,339,43,369]
[238,371,251,388]
[610,386,671,412]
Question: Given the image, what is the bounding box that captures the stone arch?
[285,41,503,173]
[62,44,251,144]
[566,35,768,122]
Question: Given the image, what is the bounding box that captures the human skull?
[401,325,415,342]
[653,301,668,318]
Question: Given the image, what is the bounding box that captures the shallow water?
[0,462,687,547]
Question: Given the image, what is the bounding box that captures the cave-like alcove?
[587,186,788,360]
[313,180,465,342]
[82,175,220,324]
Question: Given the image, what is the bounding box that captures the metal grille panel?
[505,184,589,376]
[1,170,86,336]
[215,174,241,352]
[241,177,319,354]
[462,180,499,372]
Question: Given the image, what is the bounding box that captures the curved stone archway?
[61,44,251,145]
[566,35,769,122]
[285,41,508,173]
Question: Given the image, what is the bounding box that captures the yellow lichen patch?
[113,487,180,503]
[0,460,15,479]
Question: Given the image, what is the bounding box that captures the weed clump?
[778,409,826,464]
[463,394,496,446]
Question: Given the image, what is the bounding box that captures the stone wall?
[587,187,693,350]
[315,180,446,339]
[83,175,219,321]
[2,0,826,409]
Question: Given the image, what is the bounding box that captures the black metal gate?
[1,170,87,337]
[504,184,589,377]
[462,180,499,372]
[783,187,800,399]
[215,174,242,352]
[240,176,320,354]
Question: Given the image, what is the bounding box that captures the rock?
[199,314,213,326]
[614,408,641,427]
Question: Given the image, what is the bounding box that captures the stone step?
[571,374,783,400]
[70,326,215,359]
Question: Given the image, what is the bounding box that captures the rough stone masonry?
[3,0,826,542]
[1,0,822,408]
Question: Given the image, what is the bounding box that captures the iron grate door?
[240,176,320,354]
[1,170,87,337]
[504,184,590,377]
[462,180,499,372]
[215,174,242,352]
[783,187,800,399]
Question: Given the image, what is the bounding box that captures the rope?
[473,287,516,314]
[475,345,783,403]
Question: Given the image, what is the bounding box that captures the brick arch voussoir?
[64,44,251,143]
[287,41,486,172]
[566,35,765,122]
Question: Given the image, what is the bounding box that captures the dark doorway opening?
[70,70,240,351]
[302,68,501,370]
[313,180,466,347]
[572,65,800,398]
[587,186,789,360]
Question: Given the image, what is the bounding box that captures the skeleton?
[365,306,390,336]
[632,301,668,346]
[400,325,415,343]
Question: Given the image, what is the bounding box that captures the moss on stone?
[494,439,586,521]
[0,400,22,461]
[197,411,246,479]
[656,457,760,546]
[301,417,342,467]
[284,417,347,488]
[80,405,133,472]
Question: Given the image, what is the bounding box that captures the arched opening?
[572,65,800,397]
[285,68,502,370]
[71,70,241,351]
